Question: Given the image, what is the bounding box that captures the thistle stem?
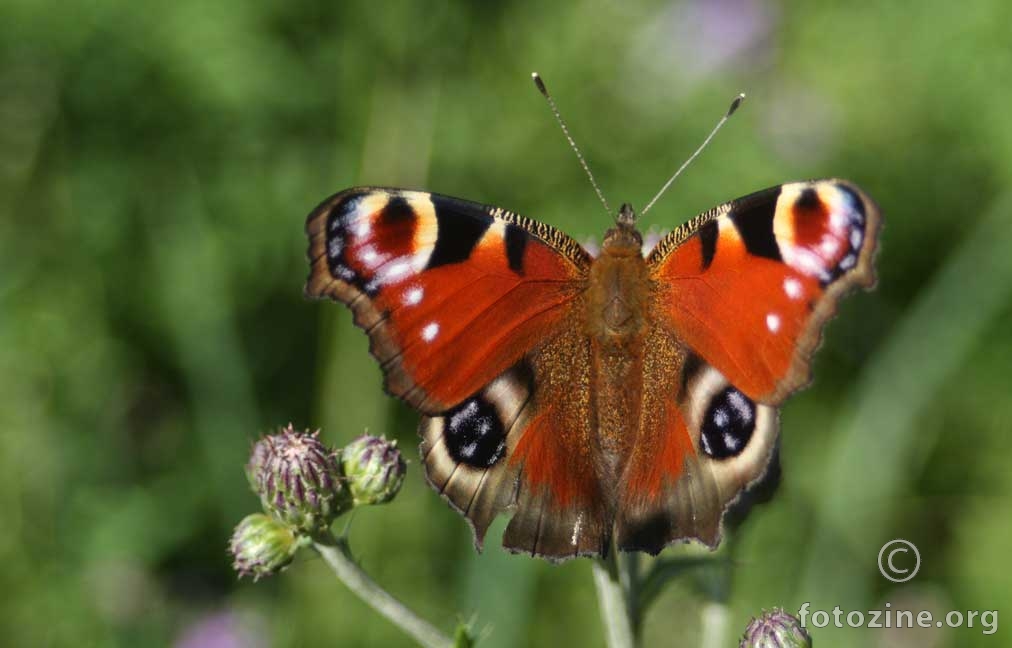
[593,552,637,648]
[699,601,730,648]
[312,533,452,648]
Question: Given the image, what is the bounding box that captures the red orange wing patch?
[305,188,590,413]
[648,180,880,404]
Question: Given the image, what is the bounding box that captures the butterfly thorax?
[589,222,648,344]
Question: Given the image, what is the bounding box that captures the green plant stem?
[312,533,452,648]
[638,555,722,613]
[699,601,730,648]
[593,553,637,648]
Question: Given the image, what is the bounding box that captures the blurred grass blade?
[149,175,261,517]
[459,518,539,648]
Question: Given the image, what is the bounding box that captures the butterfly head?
[602,203,643,255]
[617,202,637,226]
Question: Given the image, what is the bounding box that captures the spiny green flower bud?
[740,608,812,648]
[248,425,348,531]
[229,513,308,580]
[341,434,406,506]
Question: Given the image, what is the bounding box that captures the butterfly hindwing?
[306,188,591,413]
[615,343,779,552]
[421,327,611,559]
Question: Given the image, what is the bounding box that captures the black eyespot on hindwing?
[700,386,756,459]
[444,394,507,468]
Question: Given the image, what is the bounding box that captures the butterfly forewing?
[306,188,590,413]
[648,179,880,404]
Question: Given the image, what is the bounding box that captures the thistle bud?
[740,608,813,648]
[248,425,348,531]
[229,513,308,580]
[341,434,406,506]
[245,433,273,491]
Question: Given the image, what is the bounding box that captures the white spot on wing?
[726,390,754,423]
[820,238,840,256]
[830,210,848,229]
[359,245,391,270]
[780,245,832,282]
[404,287,423,306]
[449,401,478,429]
[422,322,440,342]
[383,261,411,281]
[372,251,433,288]
[766,313,781,333]
[850,229,863,249]
[783,277,803,300]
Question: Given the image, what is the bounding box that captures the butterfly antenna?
[532,72,612,216]
[641,93,746,216]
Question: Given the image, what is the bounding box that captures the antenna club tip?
[531,72,547,96]
[727,93,746,116]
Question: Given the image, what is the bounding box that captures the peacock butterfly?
[304,90,880,560]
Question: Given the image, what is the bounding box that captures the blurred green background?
[3,0,1011,646]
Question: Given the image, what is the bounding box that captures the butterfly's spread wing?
[306,188,590,412]
[420,326,613,559]
[306,188,607,557]
[616,180,880,551]
[615,347,780,551]
[649,180,879,403]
